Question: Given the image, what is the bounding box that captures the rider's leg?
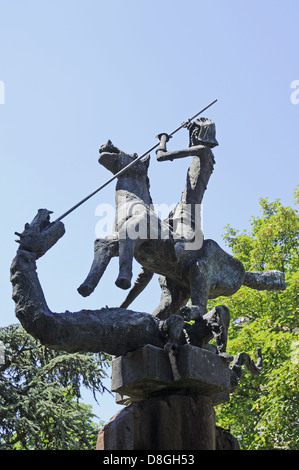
[188,260,210,320]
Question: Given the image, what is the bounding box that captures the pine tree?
[0,324,111,450]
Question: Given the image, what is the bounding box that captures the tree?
[210,187,299,450]
[0,324,111,450]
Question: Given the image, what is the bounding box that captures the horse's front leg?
[78,236,118,297]
[115,236,136,289]
[115,212,147,290]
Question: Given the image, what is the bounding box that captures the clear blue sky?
[0,0,298,423]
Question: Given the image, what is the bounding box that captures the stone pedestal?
[112,344,232,405]
[97,344,235,451]
[97,393,216,450]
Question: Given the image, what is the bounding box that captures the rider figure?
[156,117,218,261]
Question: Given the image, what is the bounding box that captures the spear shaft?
[54,99,217,223]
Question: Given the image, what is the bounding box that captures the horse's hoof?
[115,277,131,290]
[77,283,94,297]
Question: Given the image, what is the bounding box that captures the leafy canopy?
[210,187,299,450]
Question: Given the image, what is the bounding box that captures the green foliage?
[210,187,299,450]
[0,324,111,450]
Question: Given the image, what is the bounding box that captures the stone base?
[96,344,237,451]
[111,344,232,405]
[97,394,216,450]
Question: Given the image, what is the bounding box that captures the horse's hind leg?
[120,267,154,308]
[152,276,189,320]
[78,237,118,297]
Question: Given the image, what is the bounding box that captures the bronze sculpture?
[11,117,285,374]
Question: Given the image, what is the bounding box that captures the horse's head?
[98,140,150,177]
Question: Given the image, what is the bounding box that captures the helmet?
[188,117,218,148]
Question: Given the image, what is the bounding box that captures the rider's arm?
[156,140,213,162]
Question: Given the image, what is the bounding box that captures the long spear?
[54,99,217,223]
